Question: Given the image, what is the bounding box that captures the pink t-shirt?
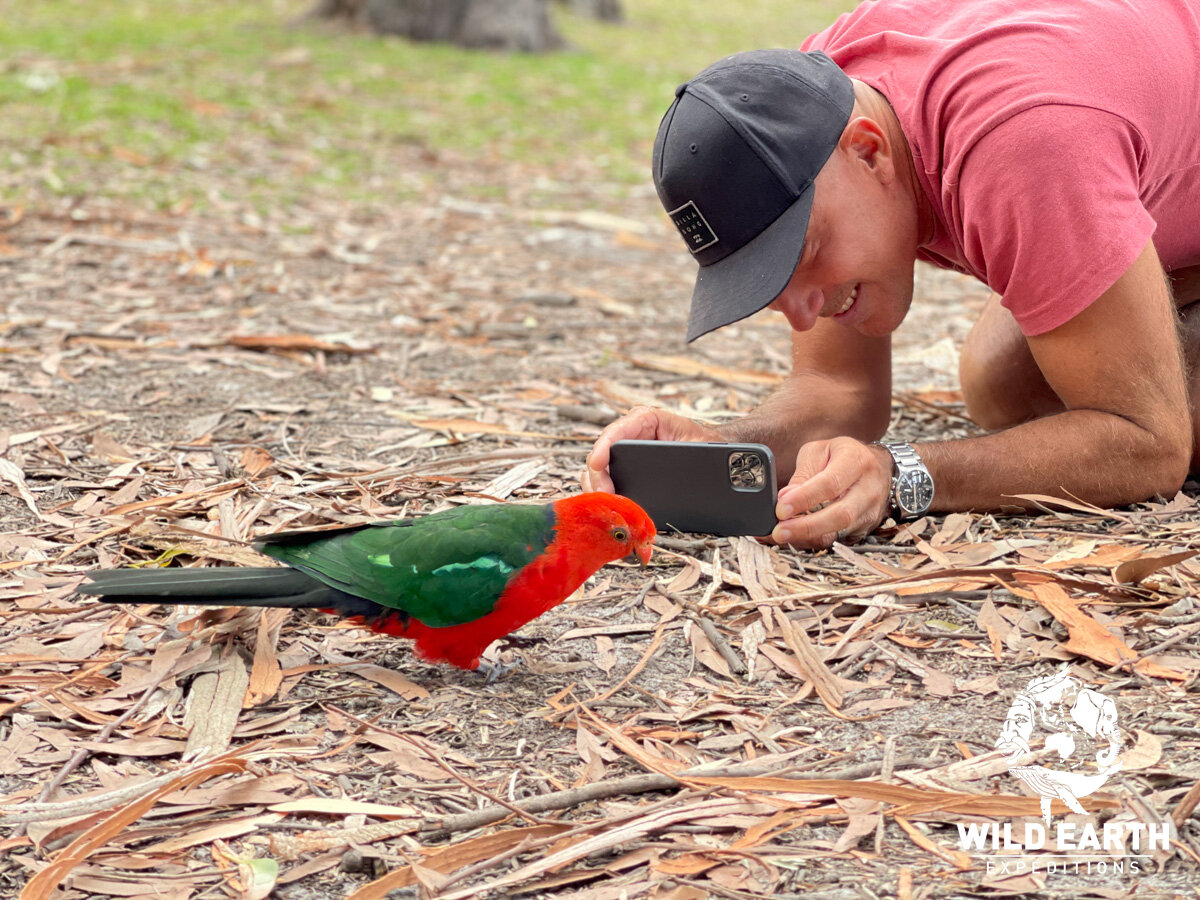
[802,0,1200,335]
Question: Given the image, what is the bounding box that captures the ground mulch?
[1,158,1198,899]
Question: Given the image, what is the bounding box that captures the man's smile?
[832,283,860,317]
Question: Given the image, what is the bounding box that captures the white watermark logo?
[996,669,1121,823]
[956,669,1168,876]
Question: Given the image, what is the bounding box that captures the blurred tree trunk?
[310,0,567,52]
[308,0,362,19]
[560,0,622,21]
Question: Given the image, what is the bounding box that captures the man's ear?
[839,117,894,182]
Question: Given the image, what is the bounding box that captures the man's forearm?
[719,323,893,484]
[717,373,891,484]
[928,240,1192,513]
[920,408,1189,513]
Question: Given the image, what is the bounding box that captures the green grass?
[0,0,852,213]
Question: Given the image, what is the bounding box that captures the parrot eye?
[611,527,629,542]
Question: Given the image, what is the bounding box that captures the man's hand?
[769,437,893,548]
[582,406,723,493]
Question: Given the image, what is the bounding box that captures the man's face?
[996,700,1035,758]
[767,143,919,337]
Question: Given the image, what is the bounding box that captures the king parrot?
[79,492,655,672]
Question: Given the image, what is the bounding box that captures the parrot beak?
[633,542,653,566]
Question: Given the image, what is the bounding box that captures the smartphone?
[609,440,778,536]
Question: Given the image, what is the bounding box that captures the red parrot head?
[556,492,656,567]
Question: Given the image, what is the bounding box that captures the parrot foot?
[497,633,546,649]
[477,658,521,683]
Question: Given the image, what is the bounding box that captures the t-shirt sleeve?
[952,104,1156,336]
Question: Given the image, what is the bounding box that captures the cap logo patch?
[668,201,719,254]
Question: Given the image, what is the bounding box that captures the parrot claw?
[497,633,545,649]
[477,658,521,683]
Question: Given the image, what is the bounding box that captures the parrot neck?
[493,498,613,624]
[543,494,626,593]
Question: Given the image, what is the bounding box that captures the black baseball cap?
[652,49,854,341]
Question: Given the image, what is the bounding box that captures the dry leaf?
[959,674,1001,695]
[91,431,138,463]
[734,537,778,604]
[624,353,783,386]
[239,446,276,478]
[1114,550,1196,584]
[1005,492,1126,518]
[142,812,284,854]
[772,608,845,711]
[225,852,278,900]
[922,668,957,698]
[575,723,607,783]
[20,757,253,899]
[184,651,250,760]
[832,812,881,852]
[411,862,452,893]
[688,623,734,680]
[1030,583,1187,680]
[0,459,43,521]
[663,557,702,593]
[652,854,721,876]
[343,826,569,899]
[344,664,430,700]
[894,815,971,869]
[594,635,617,676]
[1119,729,1164,770]
[244,608,287,708]
[386,412,574,441]
[225,333,373,354]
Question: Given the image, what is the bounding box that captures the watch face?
[897,471,934,513]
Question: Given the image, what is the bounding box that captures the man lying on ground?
[584,0,1200,549]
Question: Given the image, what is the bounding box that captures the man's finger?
[582,465,615,494]
[771,476,888,547]
[772,503,853,546]
[583,407,666,492]
[776,455,856,519]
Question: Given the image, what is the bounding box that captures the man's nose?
[772,287,824,330]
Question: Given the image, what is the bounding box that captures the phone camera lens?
[728,451,765,491]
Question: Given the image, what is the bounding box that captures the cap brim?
[685,184,815,342]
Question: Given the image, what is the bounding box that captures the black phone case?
[609,440,778,537]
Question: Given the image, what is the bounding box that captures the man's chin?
[864,288,913,336]
[856,320,891,337]
[857,312,903,337]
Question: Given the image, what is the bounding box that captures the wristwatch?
[875,442,934,520]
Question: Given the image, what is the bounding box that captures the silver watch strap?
[874,441,933,519]
[882,441,922,471]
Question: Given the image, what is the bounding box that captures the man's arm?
[771,239,1192,547]
[583,317,892,493]
[718,319,893,484]
[921,238,1191,509]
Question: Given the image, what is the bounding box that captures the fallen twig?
[697,615,747,675]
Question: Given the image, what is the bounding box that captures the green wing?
[257,504,555,628]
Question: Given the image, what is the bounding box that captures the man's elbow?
[1140,426,1192,499]
[1146,458,1189,500]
